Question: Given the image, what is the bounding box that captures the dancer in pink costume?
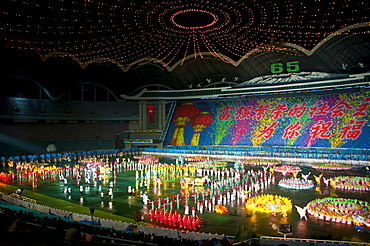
[301,172,311,182]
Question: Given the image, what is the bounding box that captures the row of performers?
[148,209,201,230]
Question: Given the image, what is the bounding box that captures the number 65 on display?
[270,61,300,74]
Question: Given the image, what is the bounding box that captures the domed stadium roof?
[1,0,370,97]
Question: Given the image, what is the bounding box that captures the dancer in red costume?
[183,215,189,228]
[172,211,178,226]
[195,215,201,227]
[148,209,154,221]
[191,217,197,230]
[159,209,164,223]
[165,211,171,225]
[177,213,182,227]
[167,211,173,226]
[154,209,159,222]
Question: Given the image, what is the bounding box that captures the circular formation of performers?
[278,177,314,190]
[245,194,292,217]
[242,159,282,166]
[307,197,370,226]
[332,176,370,191]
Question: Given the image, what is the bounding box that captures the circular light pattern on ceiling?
[1,0,369,67]
[171,9,218,30]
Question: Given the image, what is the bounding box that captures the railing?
[64,239,154,246]
[259,236,369,246]
[23,222,157,246]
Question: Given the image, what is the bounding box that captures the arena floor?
[1,155,370,243]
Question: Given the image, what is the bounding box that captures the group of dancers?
[306,197,370,227]
[148,209,201,230]
[136,161,276,230]
[4,154,370,234]
[245,194,292,217]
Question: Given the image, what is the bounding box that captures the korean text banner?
[165,92,370,149]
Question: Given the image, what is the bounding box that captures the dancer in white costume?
[323,176,331,187]
[108,187,113,199]
[184,204,189,215]
[141,192,149,205]
[262,166,269,173]
[295,205,308,220]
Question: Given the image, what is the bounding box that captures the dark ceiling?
[1,0,370,97]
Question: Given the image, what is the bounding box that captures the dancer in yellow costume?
[269,165,276,174]
[314,174,323,185]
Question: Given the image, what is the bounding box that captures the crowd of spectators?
[0,200,234,246]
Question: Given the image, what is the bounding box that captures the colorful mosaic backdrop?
[165,92,370,149]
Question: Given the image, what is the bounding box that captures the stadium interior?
[0,1,370,245]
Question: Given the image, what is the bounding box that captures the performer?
[184,203,189,215]
[141,192,149,206]
[301,172,311,182]
[295,205,308,220]
[191,207,196,217]
[269,165,276,174]
[159,209,164,223]
[176,194,180,209]
[292,171,300,179]
[199,202,204,214]
[329,178,337,189]
[262,166,269,173]
[150,200,155,210]
[154,209,159,222]
[172,211,178,226]
[183,215,189,228]
[177,212,182,227]
[163,210,169,224]
[148,209,154,221]
[76,174,81,184]
[314,174,323,185]
[108,188,113,199]
[322,176,330,187]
